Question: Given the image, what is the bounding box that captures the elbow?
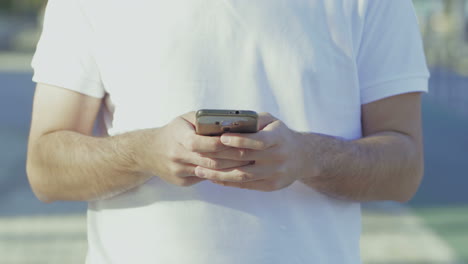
[393,162,424,203]
[396,183,422,204]
[26,161,57,204]
[394,188,418,203]
[35,191,56,204]
[36,195,55,204]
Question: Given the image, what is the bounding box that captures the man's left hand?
[194,113,307,192]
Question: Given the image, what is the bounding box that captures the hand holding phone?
[195,109,258,136]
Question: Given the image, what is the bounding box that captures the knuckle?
[271,120,282,129]
[184,138,197,152]
[168,149,181,162]
[208,159,220,169]
[238,173,247,181]
[238,149,249,159]
[236,170,251,181]
[170,166,185,177]
[213,141,225,151]
[256,140,267,150]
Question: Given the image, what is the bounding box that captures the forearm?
[299,131,423,202]
[27,129,155,202]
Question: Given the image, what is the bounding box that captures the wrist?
[114,129,156,175]
[295,132,322,181]
[303,132,356,182]
[137,128,165,175]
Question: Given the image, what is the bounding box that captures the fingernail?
[195,167,205,177]
[221,135,230,144]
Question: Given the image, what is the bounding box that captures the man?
[26,0,429,263]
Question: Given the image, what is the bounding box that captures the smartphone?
[195,109,258,136]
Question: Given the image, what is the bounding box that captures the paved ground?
[0,208,463,264]
[0,56,467,263]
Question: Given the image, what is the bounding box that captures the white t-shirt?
[32,0,429,263]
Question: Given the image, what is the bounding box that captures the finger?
[257,112,278,130]
[211,179,277,192]
[170,163,197,177]
[182,134,229,152]
[183,176,207,185]
[200,148,260,161]
[163,175,207,187]
[177,114,228,152]
[177,150,251,170]
[220,130,277,150]
[194,164,274,182]
[198,159,251,170]
[178,127,225,153]
[192,155,252,170]
[180,111,197,126]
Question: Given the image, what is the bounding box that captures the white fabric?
[31,0,429,263]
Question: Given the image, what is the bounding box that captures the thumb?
[181,111,196,126]
[257,112,278,130]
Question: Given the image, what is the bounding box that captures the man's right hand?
[27,84,251,202]
[137,112,251,187]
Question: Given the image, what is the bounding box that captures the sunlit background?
[0,0,467,263]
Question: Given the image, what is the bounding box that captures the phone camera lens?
[235,111,240,114]
[215,121,220,125]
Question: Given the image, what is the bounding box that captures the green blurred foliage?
[0,0,44,14]
[1,0,468,75]
[415,0,468,75]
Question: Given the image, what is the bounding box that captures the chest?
[84,0,356,85]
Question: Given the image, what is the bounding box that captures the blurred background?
[0,0,467,263]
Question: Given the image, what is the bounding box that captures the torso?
[83,1,364,263]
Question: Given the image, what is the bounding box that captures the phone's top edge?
[196,109,258,117]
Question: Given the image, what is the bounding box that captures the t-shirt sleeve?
[31,0,105,98]
[357,0,430,105]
